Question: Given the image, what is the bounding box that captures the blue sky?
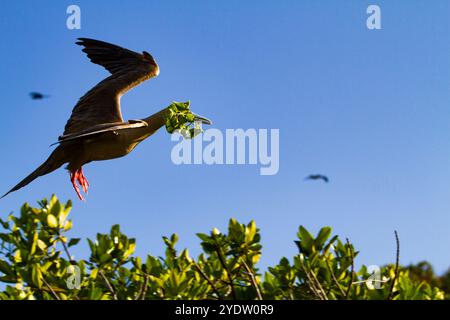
[0,0,449,274]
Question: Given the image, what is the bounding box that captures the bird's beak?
[193,114,212,125]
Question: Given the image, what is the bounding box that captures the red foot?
[70,167,90,201]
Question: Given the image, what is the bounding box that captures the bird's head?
[192,114,212,125]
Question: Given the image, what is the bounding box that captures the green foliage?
[164,101,202,138]
[0,196,445,300]
[406,261,450,299]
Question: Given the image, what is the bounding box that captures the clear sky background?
[0,0,449,273]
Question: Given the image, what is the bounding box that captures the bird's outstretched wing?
[30,92,49,99]
[63,38,159,136]
[53,120,148,146]
[304,174,330,183]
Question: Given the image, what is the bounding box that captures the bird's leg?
[78,167,90,193]
[70,170,84,201]
[70,167,90,200]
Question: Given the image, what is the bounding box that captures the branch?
[345,238,355,299]
[325,258,346,297]
[58,233,75,264]
[99,269,118,300]
[308,266,328,300]
[387,230,400,300]
[213,241,236,300]
[241,259,263,300]
[193,262,222,299]
[135,273,149,300]
[298,255,327,300]
[41,275,60,300]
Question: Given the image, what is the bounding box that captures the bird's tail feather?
[1,148,65,199]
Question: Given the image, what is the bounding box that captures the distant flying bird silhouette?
[30,92,50,100]
[305,174,329,183]
[3,38,210,201]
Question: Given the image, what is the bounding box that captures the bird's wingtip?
[75,37,91,45]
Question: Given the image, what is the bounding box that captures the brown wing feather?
[63,38,159,135]
[53,120,148,146]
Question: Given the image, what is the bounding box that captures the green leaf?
[31,264,43,289]
[0,260,12,275]
[63,220,73,231]
[315,227,332,249]
[13,250,22,263]
[170,234,178,245]
[68,238,81,247]
[50,199,62,219]
[123,242,136,259]
[297,226,314,254]
[46,214,58,229]
[0,219,9,229]
[196,233,211,242]
[99,253,112,264]
[245,220,257,243]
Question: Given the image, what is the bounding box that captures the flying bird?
[30,92,50,100]
[3,38,210,201]
[304,174,329,183]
